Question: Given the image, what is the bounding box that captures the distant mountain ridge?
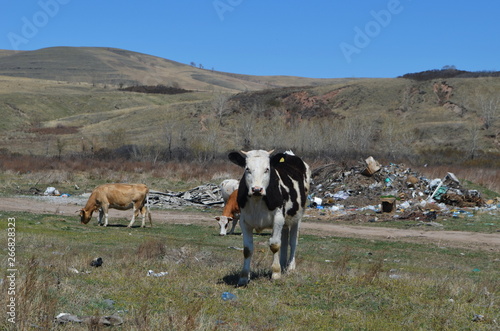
[0,46,341,92]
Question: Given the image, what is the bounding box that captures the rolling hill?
[0,46,341,92]
[0,47,499,165]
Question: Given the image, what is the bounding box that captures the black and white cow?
[228,149,311,286]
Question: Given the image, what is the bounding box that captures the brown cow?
[215,189,240,235]
[80,183,152,228]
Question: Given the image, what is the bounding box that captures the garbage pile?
[308,156,495,220]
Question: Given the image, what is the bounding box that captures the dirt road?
[1,196,498,252]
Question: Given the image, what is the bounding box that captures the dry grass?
[1,213,498,330]
[2,73,500,168]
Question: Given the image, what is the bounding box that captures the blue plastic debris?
[221,292,236,301]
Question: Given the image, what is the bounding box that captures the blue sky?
[1,0,499,78]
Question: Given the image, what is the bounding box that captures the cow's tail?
[146,193,153,227]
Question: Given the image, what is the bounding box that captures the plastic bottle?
[221,292,236,301]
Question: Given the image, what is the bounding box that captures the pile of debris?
[148,184,223,209]
[309,156,488,212]
[147,157,493,218]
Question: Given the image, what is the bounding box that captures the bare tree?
[212,91,230,126]
[478,95,499,129]
[467,122,481,159]
[56,138,66,160]
[380,115,414,159]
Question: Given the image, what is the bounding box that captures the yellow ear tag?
[280,157,285,163]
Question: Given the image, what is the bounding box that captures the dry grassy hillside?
[0,47,499,167]
[0,47,341,92]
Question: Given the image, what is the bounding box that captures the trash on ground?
[90,257,103,267]
[306,156,495,224]
[56,312,123,326]
[44,187,60,196]
[147,270,169,277]
[221,292,237,301]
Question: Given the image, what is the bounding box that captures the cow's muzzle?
[251,187,263,196]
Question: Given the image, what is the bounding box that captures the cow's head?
[215,216,233,236]
[79,209,92,224]
[229,150,274,197]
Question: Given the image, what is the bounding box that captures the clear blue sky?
[1,0,499,78]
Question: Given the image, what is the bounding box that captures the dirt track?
[1,196,499,252]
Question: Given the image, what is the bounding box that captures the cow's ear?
[237,179,248,209]
[270,153,287,167]
[228,151,246,167]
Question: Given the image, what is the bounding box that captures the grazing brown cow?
[80,183,152,228]
[215,189,240,235]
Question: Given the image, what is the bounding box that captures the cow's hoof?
[271,272,281,280]
[237,278,249,287]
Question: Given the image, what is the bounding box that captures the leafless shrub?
[359,259,385,285]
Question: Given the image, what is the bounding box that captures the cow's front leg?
[238,219,254,287]
[101,206,109,226]
[270,212,285,280]
[287,221,300,271]
[98,209,104,226]
[140,207,146,228]
[128,206,137,228]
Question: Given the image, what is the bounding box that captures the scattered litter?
[102,299,115,308]
[472,314,485,322]
[361,156,381,176]
[90,257,103,267]
[68,267,79,274]
[44,187,60,196]
[331,191,350,200]
[221,292,237,301]
[147,270,169,277]
[56,313,82,324]
[311,197,322,206]
[228,246,244,251]
[56,312,123,326]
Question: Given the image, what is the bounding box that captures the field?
[1,47,500,330]
[1,193,499,330]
